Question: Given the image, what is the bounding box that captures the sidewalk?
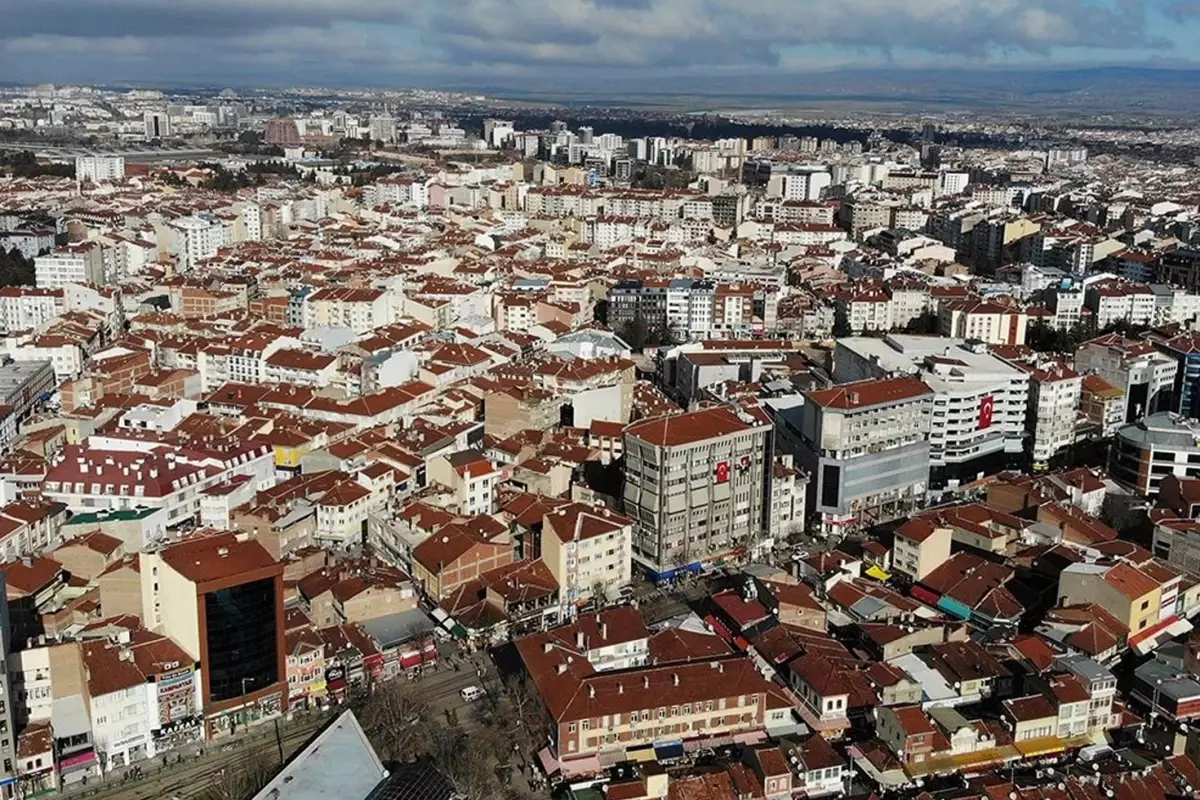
[53,710,332,800]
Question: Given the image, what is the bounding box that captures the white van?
[459,685,486,702]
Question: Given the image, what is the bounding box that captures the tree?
[832,317,852,338]
[427,727,503,800]
[0,248,34,287]
[354,678,432,764]
[204,755,275,800]
[902,310,940,334]
[619,312,650,352]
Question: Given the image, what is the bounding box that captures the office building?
[264,118,302,146]
[140,533,287,738]
[623,406,771,579]
[778,375,933,538]
[1110,412,1200,497]
[74,156,125,184]
[1075,333,1177,423]
[835,336,1029,491]
[143,111,171,140]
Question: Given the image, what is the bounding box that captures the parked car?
[460,685,486,702]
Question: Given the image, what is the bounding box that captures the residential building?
[34,245,104,289]
[540,503,633,607]
[1110,412,1200,497]
[891,518,951,582]
[74,156,125,184]
[1075,333,1177,424]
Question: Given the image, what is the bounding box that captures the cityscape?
[1,62,1200,800]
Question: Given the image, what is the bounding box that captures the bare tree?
[427,727,503,800]
[355,678,432,764]
[204,754,276,800]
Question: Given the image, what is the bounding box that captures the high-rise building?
[0,574,16,795]
[74,156,125,184]
[143,111,171,140]
[140,533,286,738]
[777,375,933,538]
[623,406,772,579]
[264,118,302,146]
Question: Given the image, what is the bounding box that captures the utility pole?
[274,717,285,765]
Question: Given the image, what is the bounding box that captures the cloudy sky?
[3,0,1200,88]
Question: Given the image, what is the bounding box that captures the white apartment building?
[75,156,125,183]
[169,216,225,271]
[1020,362,1083,466]
[1075,333,1177,424]
[302,287,391,334]
[623,406,771,579]
[1085,281,1156,329]
[42,443,274,527]
[0,288,63,332]
[777,375,933,538]
[34,245,104,289]
[835,335,1029,492]
[938,299,1028,346]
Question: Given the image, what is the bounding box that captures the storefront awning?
[654,743,685,762]
[627,746,656,763]
[400,653,422,668]
[536,747,560,776]
[865,565,891,582]
[1014,736,1065,758]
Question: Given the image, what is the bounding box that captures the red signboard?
[979,395,994,430]
[715,460,730,484]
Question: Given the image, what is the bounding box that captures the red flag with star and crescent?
[979,395,994,430]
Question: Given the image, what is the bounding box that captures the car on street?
[460,685,486,702]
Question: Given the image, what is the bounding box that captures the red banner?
[715,460,730,483]
[979,395,994,430]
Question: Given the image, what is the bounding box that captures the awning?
[865,565,891,582]
[1130,616,1191,655]
[400,653,422,668]
[1014,736,1065,758]
[627,746,656,763]
[560,754,602,777]
[536,747,560,776]
[421,648,438,663]
[654,742,685,762]
[733,731,768,745]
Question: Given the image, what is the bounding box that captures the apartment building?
[0,288,63,332]
[34,244,104,290]
[540,504,633,607]
[74,156,125,184]
[1085,281,1156,329]
[1057,561,1162,638]
[1019,362,1083,467]
[1075,333,1177,424]
[937,299,1028,346]
[891,518,951,582]
[623,406,771,579]
[302,287,391,334]
[777,375,933,538]
[835,336,1028,491]
[1080,374,1124,438]
[42,442,274,528]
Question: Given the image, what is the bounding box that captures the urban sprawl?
[0,83,1197,800]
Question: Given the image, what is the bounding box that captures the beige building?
[485,385,563,440]
[427,450,502,517]
[623,406,771,578]
[540,503,634,606]
[891,518,951,582]
[1057,561,1162,637]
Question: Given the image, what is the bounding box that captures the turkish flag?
[715,460,731,483]
[979,395,994,430]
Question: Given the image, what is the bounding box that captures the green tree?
[619,312,650,352]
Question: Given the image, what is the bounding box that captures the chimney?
[543,642,553,653]
[600,622,608,640]
[617,683,623,694]
[556,663,567,675]
[576,631,585,649]
[588,685,595,699]
[672,673,679,687]
[643,676,649,689]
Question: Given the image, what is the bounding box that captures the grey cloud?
[0,0,1187,83]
